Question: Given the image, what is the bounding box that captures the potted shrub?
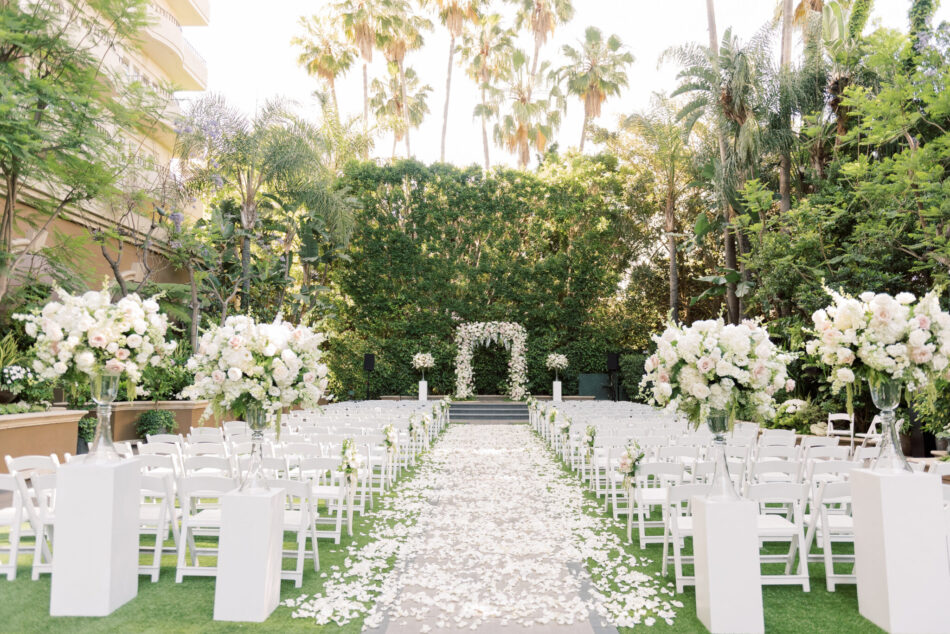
[135,409,176,439]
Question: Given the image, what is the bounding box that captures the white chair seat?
[756,514,796,534]
[639,488,669,503]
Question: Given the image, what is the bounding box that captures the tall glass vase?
[89,370,121,461]
[868,374,912,473]
[705,409,740,500]
[239,402,269,490]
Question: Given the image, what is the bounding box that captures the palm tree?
[557,26,633,151]
[370,62,433,158]
[378,1,431,157]
[494,49,564,168]
[615,95,695,320]
[292,14,356,112]
[510,0,574,80]
[422,1,483,162]
[335,0,387,153]
[459,13,514,170]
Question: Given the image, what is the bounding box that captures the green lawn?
[0,430,882,633]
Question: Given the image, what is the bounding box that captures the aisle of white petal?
[283,424,681,631]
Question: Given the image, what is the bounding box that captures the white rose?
[896,292,916,305]
[211,370,225,383]
[132,319,148,335]
[52,361,68,375]
[106,342,119,354]
[227,367,242,381]
[126,334,143,349]
[115,348,130,361]
[76,351,96,372]
[104,359,125,374]
[836,367,855,384]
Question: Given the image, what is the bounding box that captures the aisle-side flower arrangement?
[617,442,645,488]
[340,438,364,534]
[182,315,329,419]
[412,352,435,380]
[641,318,794,425]
[805,288,950,406]
[584,425,596,460]
[15,286,176,393]
[546,353,569,381]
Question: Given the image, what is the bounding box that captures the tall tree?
[378,1,431,157]
[606,94,695,321]
[176,96,326,310]
[511,0,575,80]
[335,0,386,155]
[494,49,564,168]
[558,27,633,151]
[292,13,357,112]
[370,63,433,158]
[778,0,794,214]
[0,0,163,304]
[459,13,514,170]
[423,0,482,162]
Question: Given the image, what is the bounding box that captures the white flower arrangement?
[340,437,364,476]
[412,352,435,371]
[454,321,528,400]
[546,353,568,381]
[805,288,950,403]
[14,286,176,392]
[546,353,568,371]
[617,442,645,488]
[584,425,596,458]
[640,318,794,425]
[1,365,35,394]
[383,423,398,454]
[181,315,329,419]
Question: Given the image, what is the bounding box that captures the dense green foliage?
[326,156,655,397]
[135,409,177,438]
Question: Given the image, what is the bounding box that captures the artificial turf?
[0,426,883,633]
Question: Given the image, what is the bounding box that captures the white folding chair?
[299,457,345,544]
[139,473,178,582]
[759,429,797,448]
[855,416,881,448]
[0,474,23,580]
[800,436,839,452]
[146,433,184,446]
[802,481,855,591]
[265,478,320,588]
[188,426,224,443]
[751,460,803,485]
[27,473,57,580]
[633,462,685,547]
[747,482,810,591]
[661,483,708,593]
[175,475,236,582]
[826,413,855,451]
[182,455,233,478]
[5,455,59,580]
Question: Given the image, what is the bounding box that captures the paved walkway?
[285,425,679,631]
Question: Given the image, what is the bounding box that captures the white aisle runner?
[285,425,680,631]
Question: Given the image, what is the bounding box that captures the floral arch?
[454,321,528,400]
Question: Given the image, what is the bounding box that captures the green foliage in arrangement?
[0,402,47,416]
[326,156,657,397]
[135,409,177,438]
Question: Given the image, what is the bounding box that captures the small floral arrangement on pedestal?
[412,352,435,380]
[641,318,794,425]
[383,423,398,453]
[339,438,363,534]
[545,353,569,381]
[617,442,645,488]
[584,425,597,460]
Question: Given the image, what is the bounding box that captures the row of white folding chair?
[661,481,810,593]
[4,455,59,580]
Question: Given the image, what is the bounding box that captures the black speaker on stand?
[363,353,375,400]
[606,353,620,401]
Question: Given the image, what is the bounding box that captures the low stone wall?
[0,408,87,472]
[108,400,216,441]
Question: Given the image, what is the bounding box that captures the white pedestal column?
[553,381,562,402]
[693,496,764,634]
[418,380,428,402]
[50,458,140,617]
[213,488,283,623]
[852,469,950,634]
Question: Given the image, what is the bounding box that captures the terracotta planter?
[109,400,214,442]
[0,408,87,473]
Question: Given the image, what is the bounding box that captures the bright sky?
[183,1,950,169]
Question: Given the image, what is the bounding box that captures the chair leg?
[6,514,20,581]
[673,534,685,594]
[823,530,836,592]
[152,524,164,582]
[175,525,188,583]
[31,528,43,581]
[662,529,670,576]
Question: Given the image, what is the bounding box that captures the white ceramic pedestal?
[50,457,140,617]
[852,469,950,634]
[213,488,283,623]
[553,380,562,402]
[418,380,428,402]
[693,497,764,634]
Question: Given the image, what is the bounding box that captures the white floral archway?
[454,322,528,400]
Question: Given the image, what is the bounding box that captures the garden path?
[285,425,679,632]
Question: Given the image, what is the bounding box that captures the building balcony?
[142,3,207,91]
[165,0,210,26]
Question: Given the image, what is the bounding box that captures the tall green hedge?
[325,156,657,397]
